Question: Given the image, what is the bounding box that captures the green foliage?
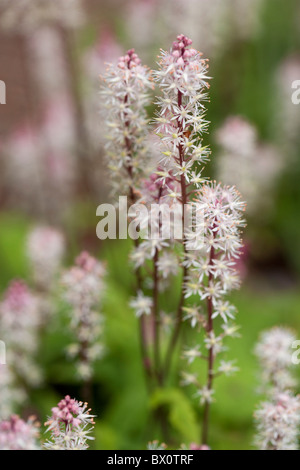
[150,388,199,443]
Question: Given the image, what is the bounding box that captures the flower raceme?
[0,415,40,450]
[61,252,106,380]
[44,395,95,450]
[154,34,210,186]
[26,226,65,291]
[100,48,154,199]
[254,392,300,451]
[0,280,42,388]
[254,326,300,450]
[101,34,246,446]
[255,326,297,392]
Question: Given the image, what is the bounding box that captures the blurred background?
[0,0,300,450]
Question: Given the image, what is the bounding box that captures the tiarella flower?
[153,38,245,445]
[218,360,239,376]
[130,292,153,318]
[61,252,106,380]
[180,371,199,387]
[196,386,215,406]
[183,305,204,328]
[27,226,65,291]
[212,300,236,323]
[204,332,223,353]
[183,346,202,364]
[44,396,95,450]
[156,252,179,279]
[0,415,40,450]
[221,323,241,339]
[0,281,41,388]
[103,34,246,448]
[154,34,210,186]
[254,392,300,451]
[100,48,154,199]
[255,327,296,392]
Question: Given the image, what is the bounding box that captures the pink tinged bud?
[172,50,180,58]
[177,57,185,67]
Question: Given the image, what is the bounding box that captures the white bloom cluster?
[0,415,40,450]
[181,183,245,404]
[62,252,106,380]
[255,327,297,392]
[254,392,300,450]
[27,226,65,291]
[44,395,95,450]
[129,170,181,286]
[0,280,42,388]
[0,0,85,33]
[100,48,154,199]
[216,116,282,215]
[154,34,210,184]
[254,327,299,450]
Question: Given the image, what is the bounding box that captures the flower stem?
[202,246,215,445]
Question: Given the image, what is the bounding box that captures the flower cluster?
[255,327,296,392]
[154,34,210,185]
[180,187,245,402]
[129,169,181,289]
[102,35,246,446]
[44,395,95,450]
[254,392,300,450]
[27,226,65,291]
[100,48,154,199]
[0,280,42,387]
[254,327,299,450]
[0,0,85,33]
[61,252,106,380]
[0,415,40,450]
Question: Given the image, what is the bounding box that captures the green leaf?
[150,388,198,443]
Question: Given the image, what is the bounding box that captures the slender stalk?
[164,89,188,378]
[124,101,154,390]
[202,245,215,445]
